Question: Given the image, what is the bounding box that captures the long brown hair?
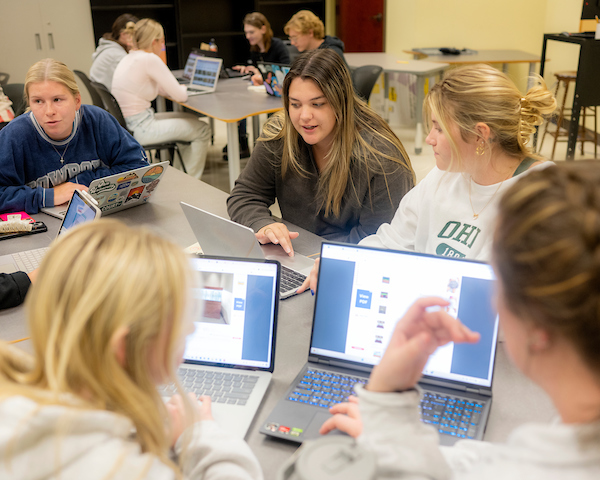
[494,162,600,381]
[261,49,413,217]
[243,12,273,53]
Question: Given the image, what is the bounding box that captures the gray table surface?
[0,166,557,478]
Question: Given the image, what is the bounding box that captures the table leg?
[567,98,581,161]
[527,63,535,91]
[414,75,425,155]
[383,72,390,123]
[252,115,261,144]
[502,63,509,75]
[227,122,241,190]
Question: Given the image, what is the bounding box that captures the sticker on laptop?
[89,179,116,195]
[125,186,145,203]
[117,172,139,183]
[142,165,164,183]
[145,178,160,193]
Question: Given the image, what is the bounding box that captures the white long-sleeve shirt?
[357,385,600,479]
[359,163,549,261]
[112,50,188,118]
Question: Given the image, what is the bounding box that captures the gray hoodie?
[90,38,127,90]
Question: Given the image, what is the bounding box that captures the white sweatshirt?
[0,395,263,480]
[112,50,188,118]
[360,164,548,261]
[357,385,600,480]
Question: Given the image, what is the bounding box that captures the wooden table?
[345,53,449,155]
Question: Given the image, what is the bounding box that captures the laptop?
[160,255,279,438]
[180,202,315,299]
[260,242,499,446]
[41,162,169,219]
[176,51,203,84]
[0,190,101,274]
[186,57,223,96]
[256,62,290,97]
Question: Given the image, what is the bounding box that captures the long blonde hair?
[0,220,193,475]
[425,64,556,171]
[24,59,80,108]
[261,49,413,217]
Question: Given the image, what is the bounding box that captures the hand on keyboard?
[319,395,362,438]
[297,258,319,295]
[255,222,299,256]
[166,392,213,446]
[368,297,480,393]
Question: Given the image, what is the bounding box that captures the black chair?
[3,83,26,117]
[351,65,383,103]
[90,81,190,174]
[74,70,104,108]
[282,40,300,64]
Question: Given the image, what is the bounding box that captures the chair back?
[90,81,131,132]
[282,40,300,64]
[351,65,383,103]
[74,70,104,108]
[3,83,26,117]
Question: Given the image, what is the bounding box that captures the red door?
[336,0,385,53]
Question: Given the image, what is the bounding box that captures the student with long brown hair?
[227,49,415,254]
[0,220,262,479]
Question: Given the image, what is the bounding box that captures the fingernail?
[311,290,314,296]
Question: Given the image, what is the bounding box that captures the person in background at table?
[112,18,211,179]
[89,13,138,91]
[284,10,346,63]
[0,59,148,214]
[0,220,262,479]
[0,270,37,310]
[227,49,415,255]
[299,63,556,293]
[228,12,292,160]
[320,163,600,479]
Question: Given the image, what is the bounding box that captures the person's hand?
[319,396,362,438]
[368,297,480,393]
[27,268,39,284]
[166,393,213,447]
[297,258,319,295]
[53,182,88,206]
[255,223,299,257]
[232,65,259,75]
[251,73,264,86]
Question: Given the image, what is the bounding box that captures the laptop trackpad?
[304,411,348,441]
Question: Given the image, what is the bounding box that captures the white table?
[345,53,449,155]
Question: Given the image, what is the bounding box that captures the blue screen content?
[58,193,97,236]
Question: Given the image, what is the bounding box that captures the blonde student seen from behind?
[112,18,211,179]
[0,220,262,479]
[227,49,415,257]
[321,163,600,479]
[298,63,557,294]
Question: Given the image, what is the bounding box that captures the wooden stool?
[538,71,598,159]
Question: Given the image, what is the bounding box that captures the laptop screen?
[58,190,98,236]
[183,256,279,371]
[310,243,499,388]
[183,52,202,80]
[191,58,221,89]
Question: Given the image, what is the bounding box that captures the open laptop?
[256,62,290,97]
[180,202,315,299]
[41,162,169,219]
[0,190,101,274]
[260,242,499,445]
[186,57,223,96]
[176,51,203,83]
[160,255,279,438]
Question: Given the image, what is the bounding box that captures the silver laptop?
[260,242,499,446]
[186,57,223,96]
[0,190,101,274]
[176,51,202,83]
[180,202,315,299]
[41,162,169,219]
[161,255,279,438]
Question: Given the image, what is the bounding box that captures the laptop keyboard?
[287,369,484,440]
[420,391,484,439]
[12,247,49,273]
[287,369,368,408]
[159,366,259,406]
[280,266,306,293]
